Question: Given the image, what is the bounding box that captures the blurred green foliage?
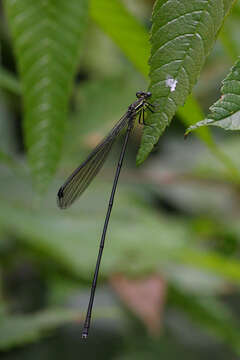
[1,0,240,359]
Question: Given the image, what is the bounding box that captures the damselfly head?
[136,91,152,99]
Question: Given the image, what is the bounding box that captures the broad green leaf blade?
[186,58,240,134]
[3,0,88,189]
[0,309,80,350]
[2,192,240,286]
[177,249,240,285]
[137,0,236,165]
[0,306,121,350]
[90,0,150,77]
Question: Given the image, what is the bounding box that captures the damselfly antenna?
[57,91,153,338]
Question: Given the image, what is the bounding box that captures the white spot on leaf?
[165,76,178,92]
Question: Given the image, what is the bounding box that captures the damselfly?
[57,91,154,338]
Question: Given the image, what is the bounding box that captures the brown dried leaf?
[110,274,166,335]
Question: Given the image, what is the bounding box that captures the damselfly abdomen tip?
[82,332,88,339]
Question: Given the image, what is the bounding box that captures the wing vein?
[57,112,129,208]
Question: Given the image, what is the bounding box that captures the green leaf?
[137,0,236,165]
[0,67,21,95]
[176,249,240,284]
[3,0,88,190]
[90,0,150,77]
[0,309,79,350]
[1,179,240,285]
[186,58,240,134]
[0,193,190,278]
